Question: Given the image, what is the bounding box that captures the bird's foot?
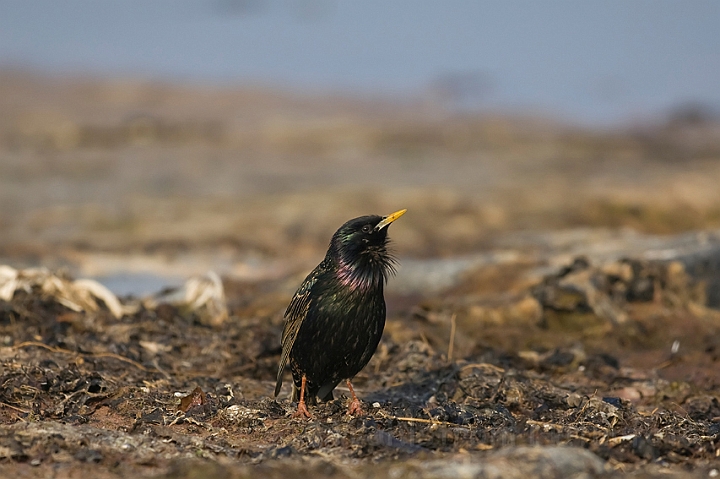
[292,400,313,419]
[292,374,313,419]
[346,397,363,416]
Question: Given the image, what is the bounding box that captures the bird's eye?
[361,225,371,233]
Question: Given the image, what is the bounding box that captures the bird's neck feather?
[334,252,387,290]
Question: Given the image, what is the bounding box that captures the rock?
[380,446,607,479]
[532,255,705,326]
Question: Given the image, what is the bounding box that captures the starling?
[274,209,406,418]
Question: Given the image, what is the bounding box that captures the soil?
[2,259,720,478]
[2,72,720,478]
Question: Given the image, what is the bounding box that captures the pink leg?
[292,375,313,419]
[346,379,363,416]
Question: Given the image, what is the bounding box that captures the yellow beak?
[375,209,407,231]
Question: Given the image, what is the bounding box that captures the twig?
[380,412,470,429]
[13,341,62,353]
[55,390,85,414]
[13,341,151,372]
[393,416,436,424]
[489,375,505,403]
[91,352,152,372]
[606,433,636,446]
[447,313,457,362]
[459,362,505,374]
[569,434,591,443]
[151,358,172,380]
[0,401,31,414]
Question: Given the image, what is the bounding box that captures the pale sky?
[1,0,718,124]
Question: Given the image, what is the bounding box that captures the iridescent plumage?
[274,210,406,417]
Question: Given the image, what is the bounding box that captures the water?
[93,272,183,298]
[1,1,719,125]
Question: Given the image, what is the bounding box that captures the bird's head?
[329,209,406,288]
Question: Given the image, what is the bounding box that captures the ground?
[1,72,720,478]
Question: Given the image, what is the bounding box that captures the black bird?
[274,209,406,418]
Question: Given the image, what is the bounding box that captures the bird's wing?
[274,265,324,396]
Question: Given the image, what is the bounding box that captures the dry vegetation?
[2,72,720,477]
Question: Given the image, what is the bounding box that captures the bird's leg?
[346,379,363,416]
[292,375,313,419]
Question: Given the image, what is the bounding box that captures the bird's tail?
[274,369,283,397]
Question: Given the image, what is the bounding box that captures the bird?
[274,209,406,418]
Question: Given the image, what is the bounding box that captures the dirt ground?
[2,72,720,478]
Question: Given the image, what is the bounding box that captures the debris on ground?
[2,259,720,478]
[532,257,707,326]
[144,271,229,326]
[0,265,130,318]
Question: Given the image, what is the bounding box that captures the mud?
[2,73,720,478]
[2,257,720,478]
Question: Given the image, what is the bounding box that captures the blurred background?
[1,0,720,294]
